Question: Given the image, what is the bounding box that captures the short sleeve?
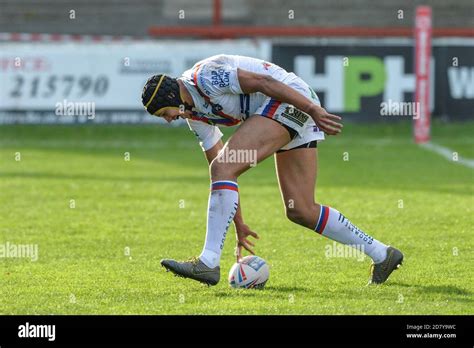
[187,119,223,151]
[193,61,243,97]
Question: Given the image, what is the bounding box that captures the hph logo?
[294,55,435,113]
[18,322,56,341]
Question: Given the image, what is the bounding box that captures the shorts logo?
[280,106,309,127]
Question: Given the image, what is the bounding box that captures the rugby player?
[141,54,403,286]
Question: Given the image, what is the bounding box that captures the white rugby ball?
[228,255,269,289]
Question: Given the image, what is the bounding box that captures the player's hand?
[309,105,343,135]
[235,223,259,262]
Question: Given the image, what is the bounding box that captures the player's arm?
[237,68,343,135]
[204,141,259,259]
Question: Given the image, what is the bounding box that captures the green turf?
[0,121,473,314]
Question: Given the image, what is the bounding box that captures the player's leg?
[275,146,403,284]
[275,144,319,229]
[199,115,291,265]
[161,115,291,285]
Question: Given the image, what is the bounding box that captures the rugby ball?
[228,255,269,289]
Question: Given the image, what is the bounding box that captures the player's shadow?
[392,282,472,301]
[263,285,308,293]
[0,171,207,183]
[214,285,307,298]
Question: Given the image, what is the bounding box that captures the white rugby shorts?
[254,77,325,150]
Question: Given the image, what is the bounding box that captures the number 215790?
[10,75,109,98]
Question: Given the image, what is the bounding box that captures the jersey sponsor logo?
[211,68,230,88]
[200,101,222,116]
[280,106,309,127]
[197,71,213,97]
[211,103,223,113]
[192,111,239,126]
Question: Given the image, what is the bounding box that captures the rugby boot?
[368,246,404,285]
[161,257,220,286]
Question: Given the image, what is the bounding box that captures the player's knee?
[285,208,307,226]
[210,158,235,180]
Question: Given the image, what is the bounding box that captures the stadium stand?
[0,0,473,36]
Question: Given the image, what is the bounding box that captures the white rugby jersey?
[179,54,302,151]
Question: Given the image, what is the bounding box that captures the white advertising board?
[0,40,270,111]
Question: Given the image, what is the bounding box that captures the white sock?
[199,180,239,268]
[315,206,388,264]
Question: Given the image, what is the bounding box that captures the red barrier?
[148,25,474,38]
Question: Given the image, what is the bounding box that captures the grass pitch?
[0,121,473,314]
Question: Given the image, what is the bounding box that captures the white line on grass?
[420,142,474,169]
